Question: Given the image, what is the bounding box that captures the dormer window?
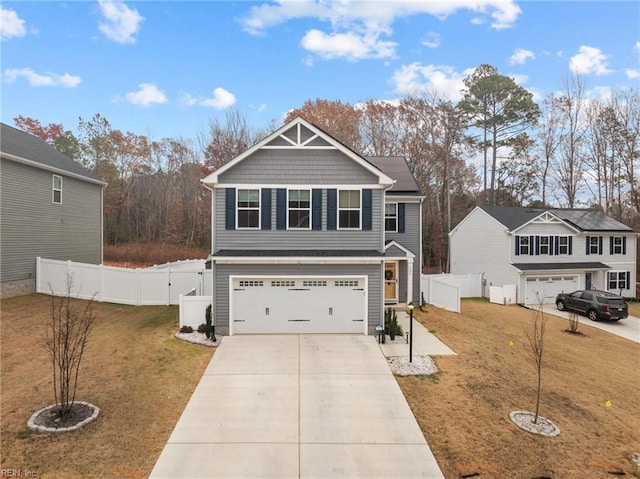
[52,175,62,204]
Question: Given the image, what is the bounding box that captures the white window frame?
[612,236,623,254]
[52,175,63,204]
[558,236,569,255]
[287,189,311,230]
[519,236,530,255]
[337,189,361,230]
[608,271,628,290]
[589,236,599,254]
[236,188,260,229]
[539,236,550,255]
[385,203,398,232]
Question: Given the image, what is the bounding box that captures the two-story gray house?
[450,205,638,304]
[0,123,105,298]
[202,117,423,335]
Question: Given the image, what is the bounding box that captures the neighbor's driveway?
[541,305,640,343]
[150,335,444,479]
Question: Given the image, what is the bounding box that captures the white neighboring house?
[449,205,638,304]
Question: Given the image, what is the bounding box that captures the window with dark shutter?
[261,188,271,230]
[225,188,236,230]
[362,189,372,231]
[312,189,322,230]
[327,189,337,230]
[276,189,286,230]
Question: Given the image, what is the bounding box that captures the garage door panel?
[230,277,366,334]
[525,276,578,304]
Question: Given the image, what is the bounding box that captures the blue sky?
[1,1,639,142]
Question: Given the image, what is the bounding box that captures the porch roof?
[212,249,384,257]
[512,262,610,272]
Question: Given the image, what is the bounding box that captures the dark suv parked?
[556,290,628,321]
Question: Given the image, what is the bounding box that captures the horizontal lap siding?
[213,263,382,333]
[218,149,379,184]
[215,187,383,251]
[1,160,102,283]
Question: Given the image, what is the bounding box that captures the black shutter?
[327,189,337,230]
[535,235,540,255]
[362,189,372,231]
[261,188,271,230]
[627,271,631,289]
[529,235,534,255]
[568,236,573,255]
[312,189,322,230]
[554,236,559,255]
[599,236,603,255]
[515,235,520,256]
[610,237,614,254]
[398,203,405,233]
[276,189,286,230]
[623,237,627,254]
[549,236,554,255]
[585,236,590,255]
[225,188,235,230]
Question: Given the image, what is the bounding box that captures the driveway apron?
[150,334,444,479]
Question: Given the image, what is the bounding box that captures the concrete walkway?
[378,311,457,357]
[150,334,445,478]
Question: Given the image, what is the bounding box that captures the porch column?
[407,258,414,304]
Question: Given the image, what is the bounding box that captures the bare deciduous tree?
[44,275,96,418]
[526,300,547,424]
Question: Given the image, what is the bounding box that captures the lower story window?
[608,271,629,290]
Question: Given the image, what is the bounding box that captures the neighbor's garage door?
[230,277,366,334]
[524,275,578,304]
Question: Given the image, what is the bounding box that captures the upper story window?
[237,189,260,228]
[611,236,625,255]
[588,236,600,254]
[557,236,569,255]
[518,236,530,255]
[539,236,550,255]
[385,203,397,232]
[288,189,310,229]
[338,190,360,229]
[52,175,62,204]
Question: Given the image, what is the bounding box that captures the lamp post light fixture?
[408,302,414,363]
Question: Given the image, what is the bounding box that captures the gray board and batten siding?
[212,263,383,335]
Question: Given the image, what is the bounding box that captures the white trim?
[384,240,416,258]
[214,256,384,265]
[337,188,362,230]
[52,174,63,204]
[2,152,107,186]
[202,117,395,186]
[209,183,387,190]
[384,202,398,233]
[236,187,261,230]
[384,260,399,303]
[229,274,368,336]
[385,194,424,202]
[512,210,581,234]
[286,188,312,230]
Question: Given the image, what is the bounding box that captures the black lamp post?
[408,302,414,363]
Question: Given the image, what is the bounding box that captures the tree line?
[13,64,640,271]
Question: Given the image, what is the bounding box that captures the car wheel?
[556,300,566,311]
[588,309,599,321]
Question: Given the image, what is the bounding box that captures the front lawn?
[398,299,640,478]
[1,294,214,478]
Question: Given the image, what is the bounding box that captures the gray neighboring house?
[1,123,106,298]
[450,205,638,304]
[202,117,424,335]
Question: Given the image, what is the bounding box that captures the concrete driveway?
[541,305,640,343]
[150,335,444,479]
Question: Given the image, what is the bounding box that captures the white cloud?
[98,0,144,44]
[627,69,640,79]
[242,1,520,60]
[569,45,612,75]
[179,92,198,106]
[391,63,473,101]
[0,7,26,40]
[125,83,166,105]
[421,32,440,49]
[201,88,236,109]
[3,68,81,87]
[509,48,535,65]
[301,29,396,60]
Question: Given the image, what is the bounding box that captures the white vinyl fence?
[489,284,517,305]
[36,257,212,306]
[420,273,483,313]
[178,289,211,329]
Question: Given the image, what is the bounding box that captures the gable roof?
[202,117,395,186]
[1,123,105,185]
[365,156,422,195]
[479,205,634,233]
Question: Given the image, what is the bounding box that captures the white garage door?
[524,275,578,305]
[230,276,367,334]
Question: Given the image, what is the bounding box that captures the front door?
[384,261,398,303]
[585,272,592,290]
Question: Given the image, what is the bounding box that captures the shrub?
[197,323,207,334]
[384,307,403,340]
[179,325,193,333]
